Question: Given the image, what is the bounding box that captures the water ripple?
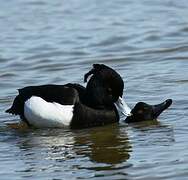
[0,0,188,179]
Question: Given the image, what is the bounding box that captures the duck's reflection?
[13,124,131,165]
[73,124,131,164]
[9,121,175,179]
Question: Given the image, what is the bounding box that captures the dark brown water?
[0,0,188,179]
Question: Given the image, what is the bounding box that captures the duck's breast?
[24,96,74,128]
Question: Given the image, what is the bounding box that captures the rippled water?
[0,0,188,179]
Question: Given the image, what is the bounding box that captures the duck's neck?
[84,90,115,110]
[67,83,114,110]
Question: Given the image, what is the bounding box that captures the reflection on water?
[7,125,131,179]
[1,120,176,179]
[73,125,131,165]
[12,125,131,165]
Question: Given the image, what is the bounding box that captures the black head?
[84,64,124,109]
[125,99,172,123]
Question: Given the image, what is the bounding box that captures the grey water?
[0,0,188,179]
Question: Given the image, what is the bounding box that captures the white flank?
[114,97,132,118]
[24,96,74,128]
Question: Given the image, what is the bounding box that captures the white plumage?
[24,96,74,128]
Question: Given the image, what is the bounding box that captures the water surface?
[0,0,188,179]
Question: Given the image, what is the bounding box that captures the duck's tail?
[5,107,14,114]
[5,95,24,116]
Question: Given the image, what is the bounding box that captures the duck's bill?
[152,99,173,118]
[114,97,132,117]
